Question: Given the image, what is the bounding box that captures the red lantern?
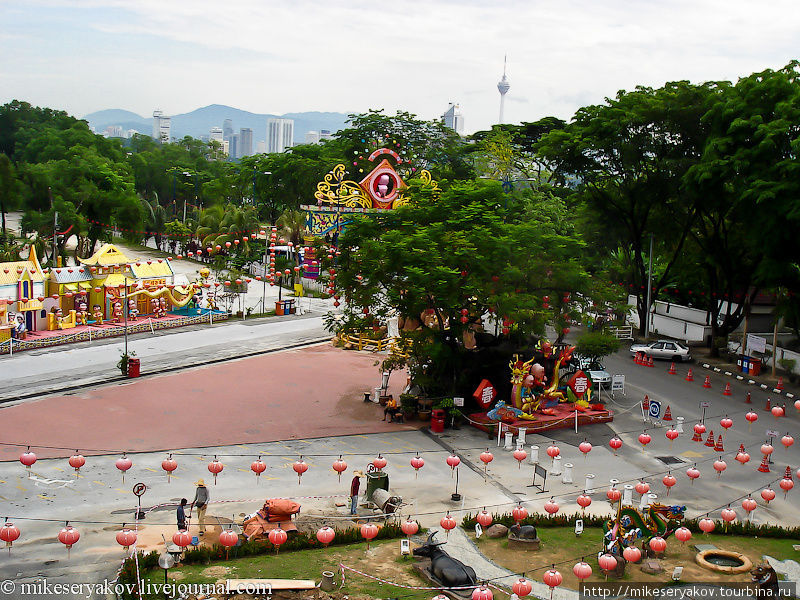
[116,527,137,550]
[479,450,494,467]
[401,519,419,536]
[69,453,85,474]
[742,497,757,514]
[440,514,457,535]
[666,428,679,442]
[634,481,650,496]
[544,498,559,515]
[512,504,528,523]
[512,577,533,597]
[606,487,622,503]
[772,405,785,418]
[116,454,132,482]
[638,432,652,450]
[713,459,727,476]
[410,455,424,478]
[662,474,677,494]
[721,508,737,523]
[735,449,750,464]
[161,454,177,482]
[675,527,692,544]
[332,456,347,481]
[761,443,774,456]
[623,546,641,563]
[251,457,267,480]
[573,561,593,580]
[293,458,308,485]
[219,528,238,548]
[720,416,733,430]
[546,444,560,460]
[609,436,622,453]
[0,522,20,550]
[59,524,80,554]
[698,518,715,534]
[472,585,494,600]
[316,526,335,546]
[206,457,224,484]
[780,477,794,497]
[649,536,667,553]
[579,440,592,456]
[686,465,700,483]
[20,448,37,471]
[476,510,493,528]
[446,454,461,473]
[746,411,758,425]
[761,488,776,504]
[694,422,707,435]
[599,553,617,573]
[577,494,592,510]
[543,569,563,591]
[781,434,794,449]
[360,522,379,548]
[372,454,387,470]
[268,527,288,551]
[513,448,527,467]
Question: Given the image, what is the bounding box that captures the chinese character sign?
[568,370,590,396]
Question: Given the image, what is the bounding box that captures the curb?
[697,362,795,400]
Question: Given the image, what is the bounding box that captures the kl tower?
[497,55,510,123]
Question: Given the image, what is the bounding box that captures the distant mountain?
[82,105,350,144]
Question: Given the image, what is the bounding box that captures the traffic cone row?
[703,375,712,389]
[777,377,784,391]
[668,362,677,375]
[663,405,672,421]
[715,434,724,452]
[634,352,645,365]
[686,369,694,382]
[647,356,654,367]
[705,430,716,447]
[758,455,771,473]
[723,383,732,396]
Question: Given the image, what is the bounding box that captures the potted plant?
[417,397,433,421]
[116,350,136,376]
[399,394,418,421]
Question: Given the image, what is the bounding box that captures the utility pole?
[645,234,654,339]
[50,186,58,267]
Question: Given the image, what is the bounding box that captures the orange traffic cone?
[758,455,771,473]
[668,362,677,375]
[692,427,703,442]
[765,397,772,412]
[648,356,655,367]
[745,391,751,404]
[705,430,716,447]
[634,352,641,365]
[643,395,650,411]
[784,466,792,479]
[686,369,694,382]
[703,375,712,389]
[777,377,784,391]
[723,383,732,396]
[663,406,673,421]
[715,434,724,452]
[738,443,746,454]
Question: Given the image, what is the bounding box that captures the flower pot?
[417,409,432,422]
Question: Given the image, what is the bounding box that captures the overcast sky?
[2,0,799,133]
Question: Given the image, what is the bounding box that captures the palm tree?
[276,209,308,265]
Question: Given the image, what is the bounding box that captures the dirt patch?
[201,565,232,578]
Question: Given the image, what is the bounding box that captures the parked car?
[576,357,612,388]
[630,340,692,362]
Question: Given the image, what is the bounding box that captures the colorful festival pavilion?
[0,246,47,341]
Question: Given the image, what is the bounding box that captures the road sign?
[699,401,711,408]
[748,334,767,354]
[454,397,464,407]
[649,400,662,419]
[612,374,625,391]
[766,429,779,438]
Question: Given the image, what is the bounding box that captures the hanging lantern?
[694,422,707,436]
[638,432,652,451]
[721,508,737,523]
[720,416,733,430]
[735,448,750,464]
[698,518,715,534]
[161,454,177,482]
[401,519,419,536]
[440,514,457,535]
[479,449,494,475]
[577,494,592,511]
[623,546,641,563]
[772,405,785,418]
[410,455,424,478]
[781,434,794,449]
[58,524,80,555]
[472,585,494,600]
[573,561,593,580]
[116,527,137,551]
[666,428,679,444]
[745,411,759,427]
[780,478,794,497]
[578,440,592,457]
[606,487,622,503]
[544,498,559,516]
[332,456,348,482]
[512,577,533,597]
[649,536,667,553]
[675,526,692,543]
[635,481,650,496]
[372,454,387,470]
[116,454,132,482]
[446,454,461,475]
[476,510,492,528]
[686,465,700,483]
[761,443,774,456]
[546,443,560,461]
[662,474,677,495]
[742,497,757,514]
[713,459,727,476]
[0,521,20,551]
[293,457,309,485]
[513,448,527,467]
[20,447,37,472]
[543,569,563,592]
[761,488,776,504]
[251,457,267,481]
[360,522,379,549]
[599,553,617,574]
[68,452,85,474]
[609,436,622,454]
[207,456,224,484]
[512,504,528,523]
[219,528,238,550]
[316,526,335,546]
[268,527,288,552]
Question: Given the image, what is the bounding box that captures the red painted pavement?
[0,344,414,460]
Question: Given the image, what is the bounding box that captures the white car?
[630,340,692,362]
[577,358,612,388]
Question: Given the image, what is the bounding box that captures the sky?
[1,0,799,133]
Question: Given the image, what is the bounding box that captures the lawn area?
[140,539,438,599]
[471,527,800,589]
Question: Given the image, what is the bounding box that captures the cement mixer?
[365,464,403,514]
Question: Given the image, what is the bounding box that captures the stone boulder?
[641,559,663,575]
[485,524,509,538]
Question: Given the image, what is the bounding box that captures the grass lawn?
[471,527,800,589]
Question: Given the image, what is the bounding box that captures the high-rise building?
[305,131,321,145]
[267,118,294,153]
[497,56,510,124]
[104,125,123,138]
[209,127,224,142]
[230,134,239,159]
[152,110,171,143]
[239,128,253,157]
[442,103,464,134]
[256,141,266,154]
[319,129,333,141]
[223,119,234,143]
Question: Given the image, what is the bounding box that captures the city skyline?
[2,1,799,133]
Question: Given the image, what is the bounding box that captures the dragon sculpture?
[507,344,575,419]
[602,503,686,556]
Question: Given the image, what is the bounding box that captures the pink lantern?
[573,561,593,580]
[772,405,785,418]
[736,449,750,464]
[251,457,267,480]
[781,434,794,449]
[401,519,419,536]
[512,505,528,523]
[662,474,677,495]
[0,522,21,550]
[268,527,288,551]
[513,577,533,597]
[161,454,178,482]
[713,459,727,476]
[543,569,563,589]
[579,440,592,456]
[292,458,308,485]
[546,444,560,463]
[648,536,667,553]
[440,514,457,534]
[69,453,86,474]
[796,399,800,411]
[410,455,425,478]
[686,465,700,483]
[675,526,692,543]
[479,449,494,472]
[208,457,224,484]
[332,456,348,482]
[117,527,137,550]
[609,436,622,453]
[623,546,642,563]
[761,443,774,456]
[694,422,707,435]
[544,498,559,515]
[745,411,759,425]
[742,497,757,514]
[372,454,387,470]
[720,416,733,430]
[635,481,650,496]
[446,454,461,474]
[476,510,493,528]
[780,478,794,497]
[513,448,527,467]
[219,528,238,548]
[698,518,715,534]
[472,585,494,600]
[761,488,776,504]
[598,553,617,572]
[638,431,652,450]
[721,508,737,523]
[316,526,335,546]
[115,454,132,482]
[577,494,592,511]
[360,522,379,549]
[59,524,81,553]
[19,448,37,471]
[666,428,679,442]
[607,487,622,502]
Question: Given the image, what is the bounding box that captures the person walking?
[191,479,209,535]
[350,470,364,516]
[177,498,188,531]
